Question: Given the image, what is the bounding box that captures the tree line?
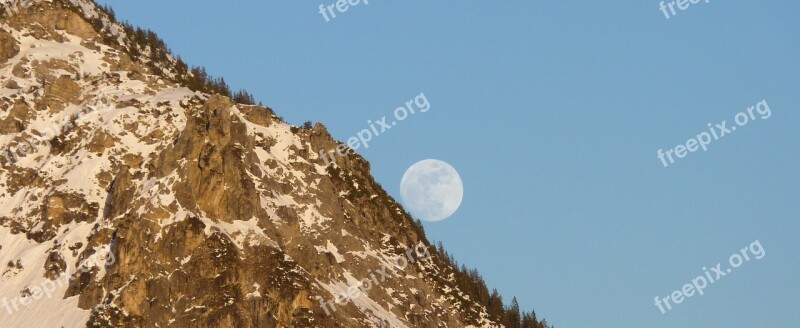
[436,241,553,328]
[91,4,258,106]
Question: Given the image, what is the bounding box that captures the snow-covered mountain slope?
[0,1,512,327]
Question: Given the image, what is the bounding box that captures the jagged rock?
[0,101,32,134]
[44,75,82,111]
[43,250,67,279]
[0,28,19,64]
[52,9,97,39]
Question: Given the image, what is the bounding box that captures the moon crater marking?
[400,159,463,222]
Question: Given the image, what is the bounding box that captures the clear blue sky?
[96,1,799,326]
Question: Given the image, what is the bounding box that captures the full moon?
[400,159,464,222]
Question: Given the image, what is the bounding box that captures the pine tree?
[468,268,490,307]
[175,56,188,78]
[503,297,521,328]
[521,310,539,328]
[233,90,256,105]
[488,289,504,321]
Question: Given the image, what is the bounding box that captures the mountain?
[0,1,552,327]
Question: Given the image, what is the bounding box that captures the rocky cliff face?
[0,1,500,327]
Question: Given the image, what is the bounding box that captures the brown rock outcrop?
[0,28,19,64]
